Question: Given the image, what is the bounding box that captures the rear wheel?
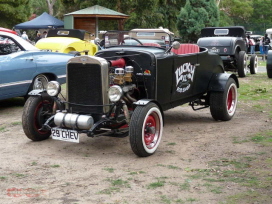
[250,54,258,74]
[22,96,56,141]
[210,78,238,121]
[237,51,247,77]
[129,103,163,157]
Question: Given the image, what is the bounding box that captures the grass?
[0,127,6,132]
[50,164,60,168]
[238,73,272,115]
[98,178,130,195]
[103,167,115,173]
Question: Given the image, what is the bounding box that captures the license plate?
[51,128,79,143]
[209,49,219,53]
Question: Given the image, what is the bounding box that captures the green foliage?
[218,0,254,29]
[247,0,272,34]
[177,0,219,42]
[0,0,31,28]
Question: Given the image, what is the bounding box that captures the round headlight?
[46,81,61,96]
[108,85,123,102]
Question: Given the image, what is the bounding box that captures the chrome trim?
[0,80,32,88]
[57,74,66,79]
[67,56,110,113]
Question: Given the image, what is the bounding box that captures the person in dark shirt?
[35,32,42,43]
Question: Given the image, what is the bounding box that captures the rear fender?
[133,99,164,124]
[208,73,239,92]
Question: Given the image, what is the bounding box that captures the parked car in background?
[22,30,239,157]
[103,28,176,49]
[197,26,258,77]
[0,27,19,35]
[0,31,74,101]
[35,29,98,56]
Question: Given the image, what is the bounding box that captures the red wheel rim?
[144,115,156,146]
[227,85,236,114]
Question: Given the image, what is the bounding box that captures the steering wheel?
[123,37,143,46]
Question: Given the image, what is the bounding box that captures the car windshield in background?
[104,30,173,48]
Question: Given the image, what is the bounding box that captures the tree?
[0,0,31,28]
[219,0,253,26]
[156,0,186,33]
[248,0,272,34]
[63,0,163,30]
[176,0,219,42]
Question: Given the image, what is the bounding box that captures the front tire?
[210,78,238,121]
[129,103,163,157]
[22,96,55,141]
[250,54,258,74]
[237,51,247,77]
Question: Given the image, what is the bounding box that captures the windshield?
[104,30,174,49]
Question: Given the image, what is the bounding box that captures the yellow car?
[35,29,98,55]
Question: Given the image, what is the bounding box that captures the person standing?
[35,32,42,43]
[42,31,47,38]
[263,33,270,56]
[259,36,264,54]
[21,31,29,41]
[248,36,256,54]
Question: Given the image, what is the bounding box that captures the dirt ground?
[0,77,272,204]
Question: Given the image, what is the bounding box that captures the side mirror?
[94,37,100,45]
[165,41,180,54]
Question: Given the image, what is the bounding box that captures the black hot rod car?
[22,30,239,157]
[197,26,258,77]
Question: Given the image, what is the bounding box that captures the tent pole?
[95,17,98,37]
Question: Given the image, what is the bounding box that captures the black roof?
[201,26,246,38]
[47,29,87,40]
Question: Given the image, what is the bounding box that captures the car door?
[171,53,199,101]
[0,50,36,100]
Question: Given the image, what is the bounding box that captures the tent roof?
[65,5,129,19]
[14,12,64,29]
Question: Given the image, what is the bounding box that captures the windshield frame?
[104,30,174,49]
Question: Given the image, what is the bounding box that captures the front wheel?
[210,78,238,121]
[129,103,163,157]
[250,54,258,74]
[22,96,56,141]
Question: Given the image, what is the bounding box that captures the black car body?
[22,30,239,157]
[197,26,258,77]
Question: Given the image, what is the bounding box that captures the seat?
[172,43,199,55]
[142,42,161,47]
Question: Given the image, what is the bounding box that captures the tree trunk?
[46,0,57,16]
